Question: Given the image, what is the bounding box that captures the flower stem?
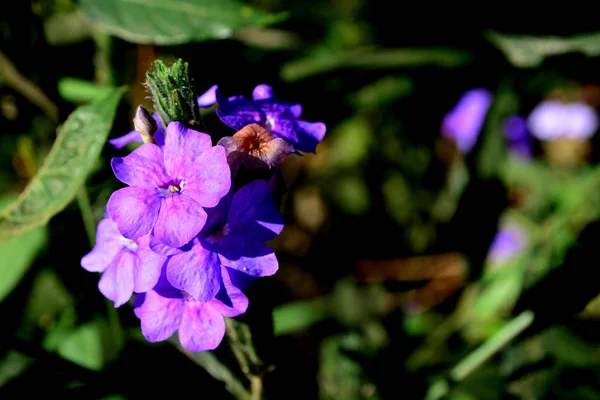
[225,318,265,400]
[169,337,251,400]
[76,186,96,247]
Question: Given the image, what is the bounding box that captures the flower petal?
[98,249,135,307]
[216,109,264,131]
[134,289,184,343]
[153,195,207,248]
[179,301,226,352]
[107,187,162,239]
[109,130,141,149]
[166,243,222,301]
[211,266,248,317]
[149,234,190,256]
[81,218,122,272]
[218,241,278,277]
[163,122,213,179]
[228,179,284,241]
[292,120,327,153]
[183,146,231,208]
[111,143,169,187]
[133,235,167,293]
[197,85,218,107]
[252,84,274,100]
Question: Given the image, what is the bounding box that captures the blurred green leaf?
[19,268,73,339]
[0,196,48,304]
[541,327,600,367]
[476,82,517,179]
[57,319,107,371]
[348,76,413,111]
[281,47,471,82]
[487,30,600,68]
[58,77,115,103]
[79,0,287,45]
[52,315,124,372]
[473,264,524,320]
[327,116,372,169]
[0,351,33,388]
[329,175,370,215]
[0,88,124,240]
[319,334,381,400]
[273,298,330,336]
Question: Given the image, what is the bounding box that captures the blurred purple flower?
[215,84,326,153]
[441,89,493,154]
[527,100,598,141]
[109,85,218,149]
[107,122,231,248]
[151,179,283,300]
[134,265,248,352]
[81,218,167,307]
[503,115,532,158]
[487,224,527,265]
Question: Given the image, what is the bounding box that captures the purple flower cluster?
[82,84,326,352]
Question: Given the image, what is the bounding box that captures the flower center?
[168,184,181,193]
[119,237,138,252]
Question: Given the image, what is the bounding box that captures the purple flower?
[441,89,493,154]
[151,179,283,301]
[197,84,218,108]
[134,265,248,352]
[107,122,231,248]
[215,84,326,153]
[487,224,527,265]
[527,100,598,141]
[81,218,167,307]
[503,115,532,158]
[109,85,218,149]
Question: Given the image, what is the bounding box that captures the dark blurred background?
[3,1,600,399]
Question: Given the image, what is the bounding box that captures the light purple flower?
[107,122,231,248]
[215,84,326,153]
[134,265,248,352]
[487,224,527,265]
[151,179,283,300]
[503,115,532,158]
[109,85,218,149]
[81,218,167,307]
[197,84,218,108]
[527,100,598,141]
[441,89,493,154]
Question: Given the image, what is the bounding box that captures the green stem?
[225,318,264,400]
[169,337,251,400]
[76,187,96,247]
[425,310,535,400]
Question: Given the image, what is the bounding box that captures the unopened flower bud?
[134,105,158,144]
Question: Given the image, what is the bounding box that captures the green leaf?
[0,196,48,304]
[541,327,600,367]
[19,268,73,339]
[281,47,471,82]
[273,298,330,336]
[79,0,288,45]
[0,88,124,240]
[57,319,106,371]
[58,77,115,103]
[487,30,600,68]
[0,351,34,388]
